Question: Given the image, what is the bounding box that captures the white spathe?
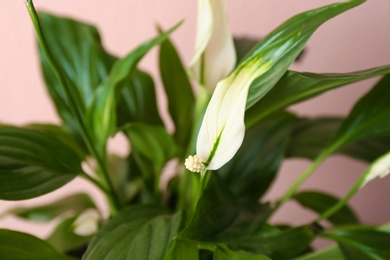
[362,151,390,187]
[73,209,100,237]
[186,58,269,172]
[189,0,236,92]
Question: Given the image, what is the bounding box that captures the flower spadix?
[362,151,390,187]
[186,57,271,172]
[189,0,236,91]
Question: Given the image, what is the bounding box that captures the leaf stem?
[24,0,120,215]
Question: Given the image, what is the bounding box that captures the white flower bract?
[73,209,100,237]
[362,151,390,187]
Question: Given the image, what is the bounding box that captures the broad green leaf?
[85,21,182,153]
[218,112,296,203]
[246,65,390,126]
[293,191,359,225]
[178,175,271,243]
[117,69,163,127]
[83,205,181,260]
[0,229,74,260]
[214,245,271,260]
[46,216,91,253]
[294,246,344,260]
[164,239,199,260]
[322,228,390,259]
[38,12,115,132]
[8,193,95,222]
[159,36,195,148]
[234,37,260,65]
[286,117,390,162]
[231,226,315,259]
[328,75,390,152]
[244,0,365,110]
[0,126,82,200]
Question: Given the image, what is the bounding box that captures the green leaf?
[159,36,195,148]
[294,246,344,260]
[0,229,74,260]
[244,0,365,110]
[117,69,163,127]
[322,228,390,259]
[286,117,390,162]
[46,216,91,253]
[85,21,182,152]
[234,37,261,65]
[83,205,182,260]
[293,191,359,225]
[38,12,115,132]
[164,239,199,260]
[329,75,390,152]
[0,126,82,200]
[218,112,296,203]
[8,193,95,222]
[214,245,271,260]
[246,65,390,126]
[178,175,271,243]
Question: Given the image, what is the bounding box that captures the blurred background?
[1,0,390,241]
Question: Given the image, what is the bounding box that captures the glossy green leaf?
[246,65,390,126]
[0,126,82,200]
[244,0,365,110]
[293,191,359,225]
[294,246,344,260]
[328,75,390,152]
[322,228,390,259]
[287,117,390,162]
[234,37,261,65]
[117,69,163,127]
[214,245,271,260]
[232,225,316,259]
[38,12,115,132]
[8,193,95,222]
[46,216,91,253]
[178,175,271,243]
[218,112,296,203]
[164,239,199,260]
[159,36,195,148]
[83,205,181,260]
[0,229,74,260]
[85,22,182,152]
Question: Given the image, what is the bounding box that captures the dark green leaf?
[83,205,182,260]
[244,0,365,109]
[38,12,115,132]
[0,229,74,260]
[165,239,199,260]
[218,112,296,203]
[286,117,390,162]
[159,36,195,148]
[294,246,344,260]
[329,75,390,152]
[322,228,390,259]
[9,193,95,222]
[178,175,271,243]
[117,69,163,127]
[246,65,390,126]
[293,191,359,225]
[214,245,271,260]
[85,22,182,152]
[0,126,82,200]
[46,216,91,253]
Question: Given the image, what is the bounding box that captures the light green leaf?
[214,245,271,260]
[159,36,195,148]
[164,239,199,260]
[83,205,182,260]
[0,229,74,260]
[85,21,182,153]
[246,65,390,126]
[218,112,296,203]
[294,246,344,260]
[8,193,95,223]
[293,191,359,225]
[0,126,82,200]
[244,0,365,109]
[322,228,390,259]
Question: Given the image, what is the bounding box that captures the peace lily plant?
[1,0,390,259]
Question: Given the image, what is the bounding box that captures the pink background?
[1,0,390,242]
